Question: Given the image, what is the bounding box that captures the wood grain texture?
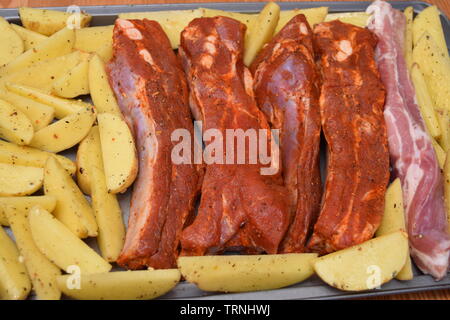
[2,0,449,300]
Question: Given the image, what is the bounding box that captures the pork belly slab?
[250,14,322,253]
[308,20,390,254]
[107,19,202,269]
[179,17,290,256]
[367,0,450,280]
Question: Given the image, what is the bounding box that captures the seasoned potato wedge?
[6,82,88,119]
[118,9,203,49]
[0,90,54,130]
[0,99,34,145]
[89,54,122,115]
[0,195,56,227]
[244,2,280,66]
[432,138,446,169]
[314,231,409,291]
[19,7,91,36]
[324,12,370,27]
[0,27,74,77]
[52,58,90,98]
[404,7,413,71]
[444,152,450,234]
[91,166,125,262]
[200,8,256,28]
[10,24,48,50]
[29,206,110,274]
[0,227,31,300]
[76,126,103,195]
[375,179,413,281]
[178,253,317,292]
[0,17,24,66]
[57,269,180,300]
[276,6,328,34]
[410,63,441,140]
[0,140,76,175]
[74,26,113,62]
[0,163,43,196]
[29,106,96,153]
[97,113,138,194]
[44,156,97,238]
[5,206,61,300]
[413,5,448,59]
[436,109,450,152]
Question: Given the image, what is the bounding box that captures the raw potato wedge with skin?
[29,206,111,275]
[201,8,256,26]
[0,27,74,77]
[314,231,409,291]
[0,99,34,145]
[76,126,104,195]
[10,24,48,50]
[244,2,280,66]
[324,12,370,27]
[44,156,98,238]
[52,58,90,98]
[74,26,113,62]
[375,179,413,281]
[29,106,96,153]
[0,17,24,66]
[6,83,88,119]
[178,254,318,293]
[5,206,61,300]
[444,152,450,234]
[0,90,54,130]
[97,113,138,194]
[19,7,92,36]
[436,109,450,152]
[89,54,122,115]
[57,269,180,300]
[0,140,76,175]
[275,6,328,34]
[0,195,56,227]
[432,138,446,169]
[0,163,43,197]
[0,227,31,300]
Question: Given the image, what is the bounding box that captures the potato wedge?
[97,113,138,194]
[0,98,34,145]
[76,126,103,194]
[44,156,97,238]
[178,253,317,293]
[410,63,441,139]
[0,163,43,196]
[200,8,256,28]
[0,27,74,77]
[0,17,24,66]
[0,140,76,175]
[436,109,450,152]
[19,7,91,36]
[444,151,450,234]
[375,179,413,281]
[413,5,448,59]
[0,90,54,130]
[404,7,413,71]
[52,58,90,98]
[57,269,180,300]
[5,206,61,300]
[29,206,110,274]
[74,26,113,62]
[314,231,408,291]
[0,227,31,300]
[29,106,96,153]
[432,138,446,169]
[10,24,48,50]
[6,82,88,119]
[276,7,328,34]
[119,9,203,49]
[0,195,56,227]
[412,32,450,114]
[324,12,370,27]
[88,54,122,115]
[91,166,125,262]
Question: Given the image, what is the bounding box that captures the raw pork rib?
[108,19,202,269]
[367,0,450,279]
[251,14,322,253]
[179,17,290,255]
[308,20,390,254]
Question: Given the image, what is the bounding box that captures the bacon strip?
[367,0,450,279]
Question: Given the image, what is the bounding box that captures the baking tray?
[1,1,450,300]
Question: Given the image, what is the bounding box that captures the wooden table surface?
[2,0,449,301]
